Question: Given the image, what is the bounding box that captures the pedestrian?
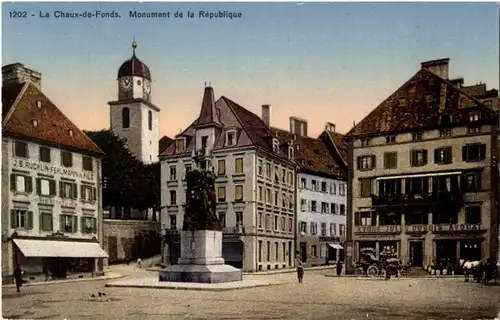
[13,264,23,292]
[297,263,304,283]
[336,261,343,277]
[137,258,142,268]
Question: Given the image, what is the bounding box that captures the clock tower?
[108,41,160,164]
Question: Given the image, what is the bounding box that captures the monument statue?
[182,169,220,231]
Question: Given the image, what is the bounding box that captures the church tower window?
[122,107,130,128]
[148,110,152,131]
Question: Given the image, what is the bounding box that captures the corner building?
[160,87,296,272]
[344,58,499,273]
[2,63,108,282]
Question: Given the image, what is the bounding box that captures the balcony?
[372,191,463,208]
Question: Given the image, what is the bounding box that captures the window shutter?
[26,177,33,193]
[36,178,41,195]
[433,149,439,163]
[422,150,428,165]
[72,183,78,199]
[49,180,56,196]
[371,155,376,168]
[11,210,17,228]
[446,147,453,164]
[81,216,85,233]
[462,146,468,161]
[92,187,97,202]
[27,211,33,230]
[93,218,97,233]
[49,215,53,231]
[80,185,85,201]
[10,174,16,191]
[39,213,43,231]
[356,157,361,170]
[476,172,482,190]
[354,212,361,226]
[73,215,78,233]
[479,144,486,160]
[59,181,64,197]
[383,153,389,168]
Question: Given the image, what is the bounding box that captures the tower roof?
[117,41,151,81]
[194,84,222,128]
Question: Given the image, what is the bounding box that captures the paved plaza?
[2,265,500,320]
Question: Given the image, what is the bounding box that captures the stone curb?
[146,266,334,275]
[2,272,125,288]
[104,281,287,292]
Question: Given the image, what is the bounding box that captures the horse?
[459,259,482,283]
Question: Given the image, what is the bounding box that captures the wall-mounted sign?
[405,224,482,233]
[12,159,94,181]
[355,225,402,234]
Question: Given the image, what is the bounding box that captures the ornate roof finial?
[132,37,137,56]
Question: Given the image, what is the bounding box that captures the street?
[2,266,500,320]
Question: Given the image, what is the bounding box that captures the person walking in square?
[297,263,304,283]
[336,261,343,277]
[13,264,23,292]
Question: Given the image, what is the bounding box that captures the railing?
[372,191,463,207]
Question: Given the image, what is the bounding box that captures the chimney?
[421,58,450,79]
[449,77,464,89]
[2,63,42,90]
[261,104,270,127]
[325,122,336,133]
[289,116,308,137]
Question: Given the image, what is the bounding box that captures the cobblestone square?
[2,267,500,320]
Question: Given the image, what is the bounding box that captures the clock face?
[143,81,151,94]
[119,77,132,91]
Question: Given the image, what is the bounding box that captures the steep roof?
[194,86,222,128]
[271,127,346,179]
[159,135,173,154]
[2,82,103,156]
[346,68,497,138]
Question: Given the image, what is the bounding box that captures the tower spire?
[132,37,137,57]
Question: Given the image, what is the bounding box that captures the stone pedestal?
[159,230,242,283]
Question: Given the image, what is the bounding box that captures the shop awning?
[13,239,109,258]
[328,243,344,250]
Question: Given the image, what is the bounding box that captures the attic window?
[225,130,236,147]
[398,99,407,107]
[385,135,396,144]
[176,138,185,153]
[272,138,279,153]
[469,111,480,122]
[68,129,73,137]
[32,120,38,127]
[412,132,423,141]
[360,139,371,147]
[288,146,294,160]
[36,100,42,108]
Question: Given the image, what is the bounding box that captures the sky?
[2,2,499,139]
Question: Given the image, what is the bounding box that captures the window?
[235,185,243,202]
[311,245,317,257]
[39,146,51,163]
[169,166,176,180]
[266,188,271,204]
[340,204,346,215]
[217,187,226,202]
[122,107,130,128]
[288,146,294,159]
[287,172,293,185]
[330,203,337,214]
[282,193,287,208]
[82,216,97,234]
[461,172,482,192]
[399,99,407,107]
[148,110,153,131]
[300,178,307,189]
[274,165,279,182]
[412,132,423,141]
[288,218,292,232]
[321,223,327,236]
[258,186,263,201]
[59,181,78,199]
[217,160,226,176]
[274,242,279,260]
[274,215,279,231]
[310,222,318,235]
[440,129,452,137]
[265,214,271,230]
[410,150,427,167]
[40,213,53,231]
[170,215,177,230]
[281,217,286,231]
[311,179,318,191]
[10,210,33,229]
[311,201,317,212]
[257,212,262,228]
[357,155,375,170]
[356,211,375,226]
[300,199,307,211]
[80,185,96,202]
[169,190,176,205]
[360,139,371,147]
[330,223,336,236]
[385,135,396,144]
[14,141,29,158]
[225,131,235,146]
[299,221,307,233]
[217,212,226,228]
[468,126,481,134]
[321,202,328,213]
[184,164,192,178]
[10,174,33,194]
[82,156,93,171]
[469,111,480,122]
[274,191,279,206]
[339,224,345,236]
[265,163,271,178]
[466,206,481,224]
[258,160,263,175]
[462,144,486,162]
[235,158,243,174]
[272,138,279,152]
[236,212,243,226]
[330,183,336,194]
[60,215,77,233]
[434,147,453,164]
[176,139,185,153]
[321,181,327,192]
[258,240,262,262]
[339,184,346,196]
[267,241,271,262]
[359,178,372,198]
[383,152,397,169]
[61,151,73,167]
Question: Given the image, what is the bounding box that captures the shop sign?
[355,225,402,234]
[12,158,94,180]
[38,196,54,206]
[405,224,482,233]
[36,196,78,208]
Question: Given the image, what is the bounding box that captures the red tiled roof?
[271,127,346,179]
[346,68,497,138]
[2,82,103,156]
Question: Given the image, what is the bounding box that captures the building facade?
[345,58,499,273]
[272,118,348,266]
[2,63,108,282]
[160,86,296,272]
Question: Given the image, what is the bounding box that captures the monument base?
[158,230,242,284]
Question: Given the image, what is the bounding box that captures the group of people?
[296,260,343,283]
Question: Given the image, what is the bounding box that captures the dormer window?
[385,135,396,144]
[469,111,480,122]
[288,146,294,159]
[398,99,407,107]
[360,138,371,147]
[412,132,423,141]
[225,130,236,147]
[176,138,185,153]
[272,138,279,153]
